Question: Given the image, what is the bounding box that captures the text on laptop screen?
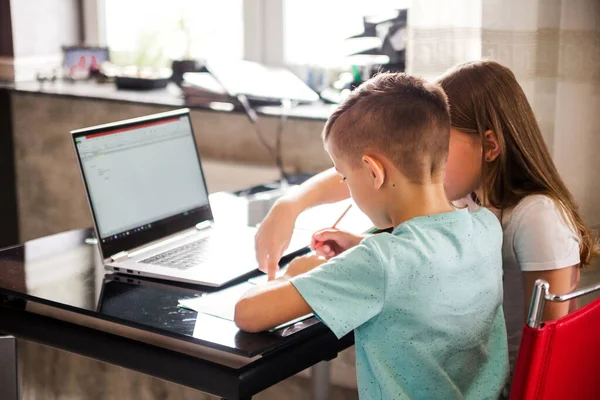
[75,115,209,239]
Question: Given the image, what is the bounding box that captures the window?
[283,0,411,67]
[104,0,243,67]
[94,0,410,69]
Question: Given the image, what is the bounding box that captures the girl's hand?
[255,199,301,281]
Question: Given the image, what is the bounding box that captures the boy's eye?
[341,177,347,182]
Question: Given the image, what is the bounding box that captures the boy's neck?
[385,181,454,227]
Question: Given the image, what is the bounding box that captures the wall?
[408,0,600,228]
[551,0,600,226]
[0,0,13,57]
[481,0,600,229]
[10,0,80,58]
[5,0,80,81]
[18,340,357,400]
[407,0,483,81]
[0,1,18,246]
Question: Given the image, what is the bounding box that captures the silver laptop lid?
[206,59,319,103]
[71,109,213,260]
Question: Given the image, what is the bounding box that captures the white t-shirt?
[501,195,580,272]
[462,194,580,371]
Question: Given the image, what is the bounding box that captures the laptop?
[71,108,307,287]
[206,59,320,104]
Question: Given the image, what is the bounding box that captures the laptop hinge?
[110,251,129,262]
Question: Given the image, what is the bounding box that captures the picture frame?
[62,45,110,79]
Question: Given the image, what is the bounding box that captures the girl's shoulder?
[504,194,564,227]
[513,194,555,209]
[458,193,568,231]
[504,194,579,246]
[503,195,581,271]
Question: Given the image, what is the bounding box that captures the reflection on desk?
[0,228,326,361]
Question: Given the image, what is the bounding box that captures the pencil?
[315,204,353,249]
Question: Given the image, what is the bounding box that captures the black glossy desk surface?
[0,228,324,358]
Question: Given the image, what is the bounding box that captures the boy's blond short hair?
[323,73,451,183]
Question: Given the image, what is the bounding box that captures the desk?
[0,229,353,399]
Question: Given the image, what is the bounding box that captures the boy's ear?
[483,130,501,162]
[362,155,385,189]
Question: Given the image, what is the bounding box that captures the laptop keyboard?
[140,237,211,270]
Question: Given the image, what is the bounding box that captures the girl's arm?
[256,168,350,280]
[522,265,579,322]
[512,196,582,322]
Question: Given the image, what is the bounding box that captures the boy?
[235,73,508,399]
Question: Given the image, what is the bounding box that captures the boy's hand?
[285,254,327,278]
[311,229,364,259]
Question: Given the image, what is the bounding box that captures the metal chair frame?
[527,278,600,328]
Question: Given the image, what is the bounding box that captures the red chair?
[510,279,600,400]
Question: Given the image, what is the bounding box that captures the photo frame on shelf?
[62,45,110,80]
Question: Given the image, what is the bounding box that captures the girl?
[255,60,598,371]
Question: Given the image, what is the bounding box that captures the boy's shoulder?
[361,209,502,254]
[471,207,502,230]
[464,207,503,250]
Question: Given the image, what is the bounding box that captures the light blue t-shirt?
[291,208,509,399]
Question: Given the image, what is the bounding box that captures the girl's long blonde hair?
[437,60,598,266]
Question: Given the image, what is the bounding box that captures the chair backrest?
[0,335,19,400]
[510,279,600,400]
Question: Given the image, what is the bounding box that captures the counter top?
[1,80,334,121]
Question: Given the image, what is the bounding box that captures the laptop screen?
[72,110,213,258]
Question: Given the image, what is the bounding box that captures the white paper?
[179,280,312,331]
[294,199,373,235]
[178,282,254,321]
